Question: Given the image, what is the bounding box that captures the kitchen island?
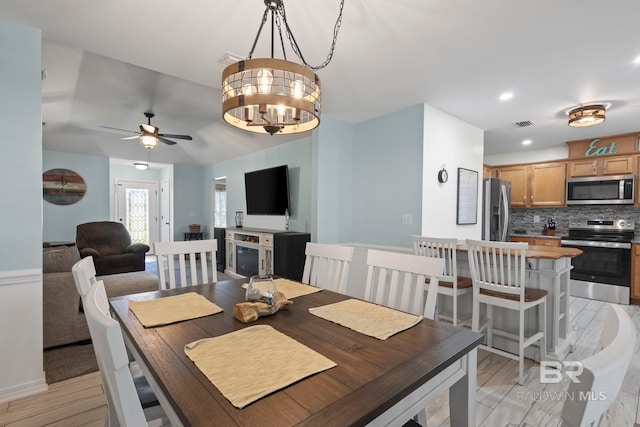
[455,244,582,361]
[342,242,582,361]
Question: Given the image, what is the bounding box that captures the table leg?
[449,348,477,427]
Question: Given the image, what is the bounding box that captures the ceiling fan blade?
[100,125,140,134]
[157,136,177,146]
[121,135,140,140]
[158,133,193,140]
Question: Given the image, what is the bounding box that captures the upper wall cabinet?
[567,155,636,177]
[482,164,493,179]
[496,161,566,208]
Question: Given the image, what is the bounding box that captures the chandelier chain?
[275,14,288,61]
[277,0,344,71]
[247,0,345,70]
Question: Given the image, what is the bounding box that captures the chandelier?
[222,0,344,135]
[567,104,607,127]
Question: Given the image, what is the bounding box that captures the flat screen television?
[244,165,291,215]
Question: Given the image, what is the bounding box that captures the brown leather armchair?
[75,221,150,276]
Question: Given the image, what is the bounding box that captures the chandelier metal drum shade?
[222,58,321,135]
[567,104,607,127]
[221,0,344,135]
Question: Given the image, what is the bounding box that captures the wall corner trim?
[0,269,40,287]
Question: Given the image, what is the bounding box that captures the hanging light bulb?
[290,80,304,99]
[257,69,273,93]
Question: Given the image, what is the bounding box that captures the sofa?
[76,221,150,276]
[43,245,159,349]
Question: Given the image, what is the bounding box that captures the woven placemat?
[129,292,223,327]
[184,325,336,408]
[241,278,323,299]
[309,299,422,340]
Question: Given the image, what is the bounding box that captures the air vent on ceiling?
[514,120,536,128]
[218,52,244,65]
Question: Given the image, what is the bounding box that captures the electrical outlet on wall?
[402,214,413,225]
[534,215,540,223]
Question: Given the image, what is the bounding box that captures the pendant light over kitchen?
[567,104,607,127]
[221,0,344,135]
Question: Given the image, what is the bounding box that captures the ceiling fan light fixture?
[140,134,158,149]
[221,0,343,136]
[567,104,607,127]
[133,162,149,170]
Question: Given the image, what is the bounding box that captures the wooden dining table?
[109,278,483,426]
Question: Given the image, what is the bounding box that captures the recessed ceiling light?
[634,55,640,65]
[499,92,513,101]
[522,139,532,146]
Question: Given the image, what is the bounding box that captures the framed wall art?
[43,168,86,205]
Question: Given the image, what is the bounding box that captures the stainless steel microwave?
[566,174,635,205]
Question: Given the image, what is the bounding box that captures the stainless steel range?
[560,219,634,304]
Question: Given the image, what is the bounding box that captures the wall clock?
[43,168,86,205]
[438,166,448,183]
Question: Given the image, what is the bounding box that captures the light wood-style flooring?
[2,296,639,426]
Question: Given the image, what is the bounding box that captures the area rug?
[43,341,98,384]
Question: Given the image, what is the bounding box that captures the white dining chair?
[411,235,472,326]
[71,257,163,410]
[364,249,444,319]
[84,280,168,426]
[154,239,218,289]
[560,304,636,427]
[302,242,354,293]
[364,249,444,425]
[465,238,547,385]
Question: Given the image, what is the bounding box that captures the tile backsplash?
[510,206,640,236]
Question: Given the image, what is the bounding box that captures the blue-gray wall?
[313,117,354,243]
[0,16,45,401]
[205,136,313,234]
[43,151,110,242]
[1,21,42,270]
[350,104,424,246]
[174,164,208,240]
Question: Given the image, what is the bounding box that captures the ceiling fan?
[100,112,193,148]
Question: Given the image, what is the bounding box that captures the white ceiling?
[3,0,640,165]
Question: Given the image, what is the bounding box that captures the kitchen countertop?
[458,242,582,259]
[511,233,562,240]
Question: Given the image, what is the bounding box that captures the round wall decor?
[43,168,86,205]
[438,166,448,183]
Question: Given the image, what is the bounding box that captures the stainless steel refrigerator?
[482,178,511,241]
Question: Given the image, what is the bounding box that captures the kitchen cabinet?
[511,236,561,247]
[496,165,527,207]
[483,164,493,179]
[496,161,566,208]
[568,155,636,177]
[632,244,640,302]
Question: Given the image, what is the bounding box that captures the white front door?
[115,180,159,250]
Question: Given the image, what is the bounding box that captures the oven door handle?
[560,239,631,249]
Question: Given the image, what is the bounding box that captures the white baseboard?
[0,376,48,404]
[0,268,47,404]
